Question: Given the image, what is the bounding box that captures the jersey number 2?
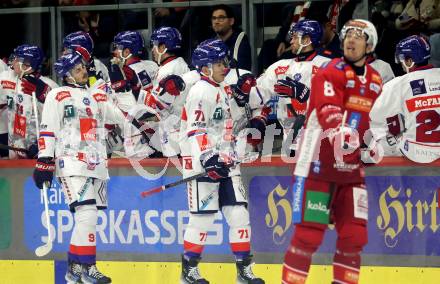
[416,110,440,143]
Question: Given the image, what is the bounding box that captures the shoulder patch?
[55,91,71,101]
[275,65,289,76]
[93,93,107,102]
[1,80,16,90]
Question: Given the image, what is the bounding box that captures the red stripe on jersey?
[183,241,204,254]
[181,107,187,121]
[230,242,251,252]
[69,245,96,255]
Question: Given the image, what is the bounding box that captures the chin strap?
[153,45,168,65]
[296,35,312,55]
[18,62,32,79]
[117,49,132,65]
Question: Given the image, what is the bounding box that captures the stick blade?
[35,242,52,257]
[140,186,163,198]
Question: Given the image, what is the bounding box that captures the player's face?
[211,9,234,36]
[343,29,372,65]
[69,63,88,85]
[12,59,33,77]
[210,61,227,83]
[290,32,311,54]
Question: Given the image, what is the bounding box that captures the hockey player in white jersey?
[0,44,57,159]
[139,26,188,157]
[32,53,133,284]
[0,59,9,157]
[255,20,330,155]
[109,30,158,112]
[370,35,440,162]
[63,31,110,85]
[179,39,264,284]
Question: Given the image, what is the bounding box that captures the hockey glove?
[21,75,49,103]
[109,64,129,93]
[201,153,230,181]
[329,124,361,165]
[27,143,39,159]
[232,73,256,107]
[274,77,310,103]
[159,74,186,97]
[247,117,266,147]
[33,157,55,189]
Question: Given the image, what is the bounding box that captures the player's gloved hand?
[274,77,310,103]
[109,64,129,93]
[247,117,266,147]
[159,74,185,97]
[21,75,49,103]
[33,157,55,189]
[123,64,141,99]
[201,153,230,181]
[232,73,256,107]
[329,124,360,164]
[27,144,39,159]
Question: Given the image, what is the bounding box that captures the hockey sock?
[68,205,97,264]
[222,206,251,261]
[183,214,215,259]
[333,250,361,284]
[282,245,313,284]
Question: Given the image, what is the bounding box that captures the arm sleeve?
[38,91,61,158]
[369,79,404,140]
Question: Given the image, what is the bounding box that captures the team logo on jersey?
[55,91,71,101]
[138,70,152,87]
[213,107,223,120]
[293,73,302,81]
[372,74,381,84]
[38,137,45,150]
[6,96,13,108]
[83,97,91,105]
[348,112,361,129]
[369,83,381,94]
[64,105,75,118]
[1,80,15,90]
[17,94,23,103]
[59,159,64,168]
[275,65,289,76]
[93,93,107,102]
[345,70,355,79]
[312,65,319,75]
[346,80,355,88]
[345,95,373,112]
[410,79,426,95]
[359,87,366,95]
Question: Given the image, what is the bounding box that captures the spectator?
[211,4,252,70]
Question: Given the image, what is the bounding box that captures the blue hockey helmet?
[191,39,229,70]
[63,31,94,61]
[11,44,44,71]
[150,27,182,51]
[395,35,431,64]
[54,53,84,78]
[112,31,144,56]
[289,19,323,47]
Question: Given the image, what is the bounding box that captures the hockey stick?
[140,153,258,198]
[32,91,53,257]
[35,182,53,257]
[0,143,28,154]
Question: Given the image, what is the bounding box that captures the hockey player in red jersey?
[282,19,383,284]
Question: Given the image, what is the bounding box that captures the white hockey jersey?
[369,58,395,84]
[180,77,242,177]
[0,60,8,73]
[255,54,331,142]
[38,85,126,179]
[370,66,440,162]
[0,70,58,158]
[138,57,190,157]
[112,59,158,112]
